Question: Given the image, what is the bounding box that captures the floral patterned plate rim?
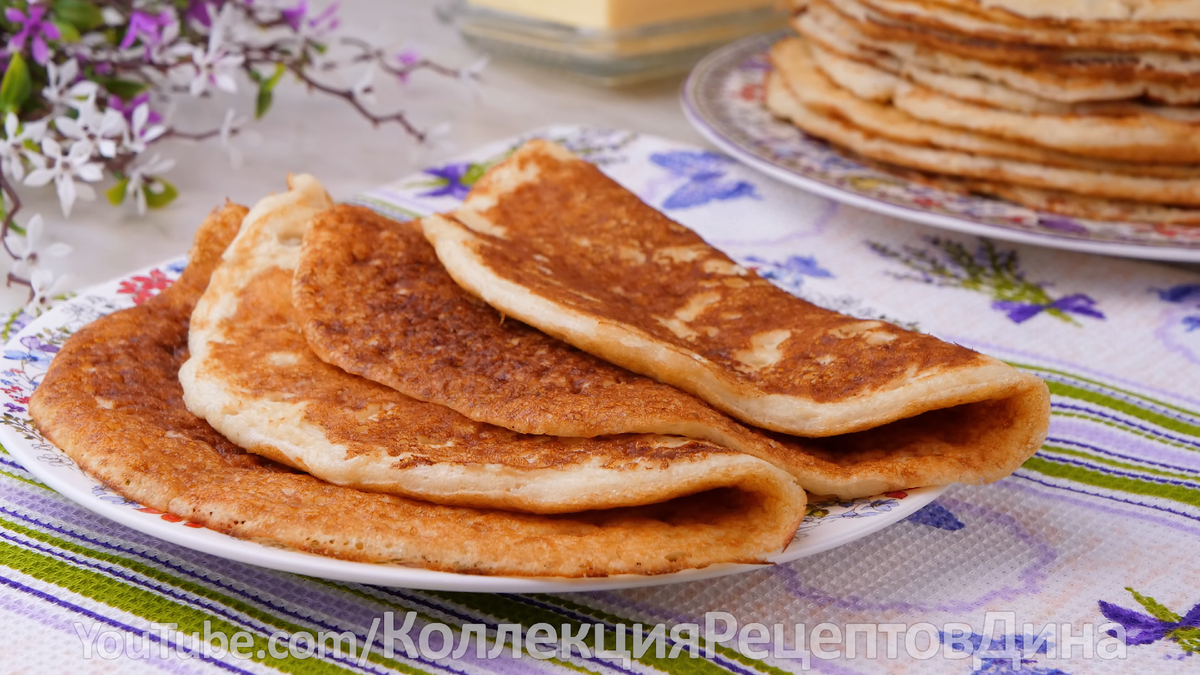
[682,32,1200,263]
[0,257,944,592]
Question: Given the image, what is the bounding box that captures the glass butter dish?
[438,0,787,86]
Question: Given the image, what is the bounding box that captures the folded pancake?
[178,175,805,527]
[30,197,806,577]
[297,204,1048,498]
[420,139,1050,451]
[294,204,782,445]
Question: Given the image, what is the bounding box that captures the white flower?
[351,63,377,104]
[24,138,104,217]
[188,38,244,96]
[5,214,71,280]
[28,266,72,308]
[122,103,166,155]
[102,7,124,26]
[125,154,175,215]
[460,56,488,99]
[218,108,245,169]
[55,97,127,158]
[41,61,99,109]
[0,113,46,182]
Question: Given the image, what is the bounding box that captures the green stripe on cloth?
[1041,445,1200,482]
[429,590,768,675]
[0,465,46,489]
[320,582,600,675]
[0,538,373,674]
[1050,411,1197,453]
[0,516,433,675]
[534,594,796,675]
[1022,456,1200,510]
[1011,362,1200,438]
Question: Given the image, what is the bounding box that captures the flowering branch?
[0,0,483,305]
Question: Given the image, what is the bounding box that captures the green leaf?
[0,53,32,114]
[255,88,273,119]
[144,179,178,209]
[1126,588,1182,623]
[254,63,285,119]
[51,0,105,31]
[52,20,81,43]
[461,163,487,187]
[105,178,129,206]
[95,78,147,102]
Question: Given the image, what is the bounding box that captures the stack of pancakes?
[29,141,1051,577]
[767,0,1200,223]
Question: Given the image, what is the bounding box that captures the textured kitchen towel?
[1,126,1198,674]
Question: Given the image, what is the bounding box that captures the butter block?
[467,0,778,30]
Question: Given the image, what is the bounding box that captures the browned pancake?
[294,204,780,444]
[295,204,1047,498]
[180,176,807,520]
[421,140,1050,444]
[29,200,805,577]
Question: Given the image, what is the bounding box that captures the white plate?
[682,32,1200,263]
[0,258,944,592]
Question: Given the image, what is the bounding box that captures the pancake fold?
[297,203,1049,499]
[418,140,1050,455]
[30,183,808,577]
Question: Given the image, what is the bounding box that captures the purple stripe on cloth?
[0,587,212,675]
[0,575,255,675]
[504,592,758,675]
[1011,472,1200,528]
[1003,477,1200,536]
[0,501,475,675]
[376,587,630,675]
[1034,453,1200,489]
[1052,403,1200,450]
[940,336,1200,410]
[1046,421,1200,473]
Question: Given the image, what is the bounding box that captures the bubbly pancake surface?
[294,204,771,444]
[296,204,1048,498]
[29,197,806,577]
[179,176,805,518]
[420,140,1049,439]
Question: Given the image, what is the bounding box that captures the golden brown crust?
[29,197,806,577]
[293,205,766,442]
[423,140,1038,438]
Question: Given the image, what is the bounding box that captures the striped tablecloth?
[3,126,1198,674]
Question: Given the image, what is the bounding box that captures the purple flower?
[184,0,220,27]
[1155,284,1200,304]
[394,48,420,83]
[283,1,340,35]
[992,293,1105,324]
[4,403,23,414]
[20,335,59,355]
[108,94,163,126]
[5,5,62,65]
[650,150,758,210]
[119,10,172,53]
[419,162,472,200]
[1099,595,1200,648]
